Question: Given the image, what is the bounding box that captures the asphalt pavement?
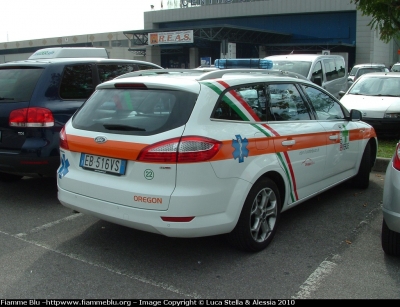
[373,157,391,172]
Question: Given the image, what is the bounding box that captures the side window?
[211,84,267,121]
[302,85,344,120]
[323,59,337,81]
[60,65,94,100]
[311,61,323,83]
[268,83,311,121]
[336,59,346,78]
[97,64,136,82]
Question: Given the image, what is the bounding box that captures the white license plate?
[79,153,127,175]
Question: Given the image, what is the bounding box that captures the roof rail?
[115,69,201,79]
[115,68,309,81]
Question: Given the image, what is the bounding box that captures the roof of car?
[115,68,309,80]
[0,58,163,67]
[265,54,344,61]
[352,63,386,68]
[100,68,313,93]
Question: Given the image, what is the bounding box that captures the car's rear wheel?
[381,219,400,256]
[351,142,371,189]
[227,177,281,252]
[0,172,23,182]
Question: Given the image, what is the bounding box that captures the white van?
[265,54,348,98]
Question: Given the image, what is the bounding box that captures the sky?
[0,0,163,43]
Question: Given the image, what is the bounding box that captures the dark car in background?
[0,47,162,181]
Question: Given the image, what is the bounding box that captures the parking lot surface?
[0,169,399,299]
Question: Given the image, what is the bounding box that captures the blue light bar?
[214,58,273,69]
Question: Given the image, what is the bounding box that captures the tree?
[351,0,400,43]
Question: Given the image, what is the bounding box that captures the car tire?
[0,172,23,182]
[381,219,400,256]
[227,177,281,252]
[351,142,371,189]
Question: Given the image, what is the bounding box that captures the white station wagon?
[57,68,378,252]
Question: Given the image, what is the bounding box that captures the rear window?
[72,88,197,136]
[0,67,43,102]
[357,67,384,78]
[391,64,400,72]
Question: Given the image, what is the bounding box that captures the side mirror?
[350,109,362,121]
[338,91,346,98]
[313,76,322,86]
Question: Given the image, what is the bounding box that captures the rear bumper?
[57,182,247,238]
[0,152,59,177]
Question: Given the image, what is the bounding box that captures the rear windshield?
[391,64,400,72]
[270,61,312,77]
[357,67,384,77]
[0,67,43,102]
[349,67,358,76]
[72,88,198,136]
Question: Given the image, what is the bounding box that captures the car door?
[266,82,328,201]
[301,84,360,183]
[208,81,327,205]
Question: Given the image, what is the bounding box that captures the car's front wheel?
[381,218,400,256]
[351,142,371,189]
[227,177,281,252]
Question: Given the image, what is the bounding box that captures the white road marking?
[15,213,84,237]
[0,228,201,298]
[291,260,337,299]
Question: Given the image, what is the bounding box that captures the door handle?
[282,140,295,146]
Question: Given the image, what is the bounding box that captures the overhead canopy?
[123,24,292,54]
[123,24,355,55]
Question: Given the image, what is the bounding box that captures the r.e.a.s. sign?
[148,30,194,45]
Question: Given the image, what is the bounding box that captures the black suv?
[0,47,162,181]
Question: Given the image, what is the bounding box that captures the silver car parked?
[382,140,400,256]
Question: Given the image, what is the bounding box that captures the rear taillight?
[137,136,222,163]
[59,126,69,150]
[393,143,400,171]
[9,107,54,127]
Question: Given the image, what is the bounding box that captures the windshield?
[0,67,43,102]
[348,76,400,96]
[270,60,312,77]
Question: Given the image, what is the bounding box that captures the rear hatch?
[59,81,200,210]
[0,66,44,150]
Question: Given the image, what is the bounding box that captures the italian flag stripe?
[202,80,299,202]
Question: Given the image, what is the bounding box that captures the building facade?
[1,0,399,69]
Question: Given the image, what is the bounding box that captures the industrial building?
[1,0,399,70]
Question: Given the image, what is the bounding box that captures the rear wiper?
[0,97,14,100]
[103,124,146,131]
